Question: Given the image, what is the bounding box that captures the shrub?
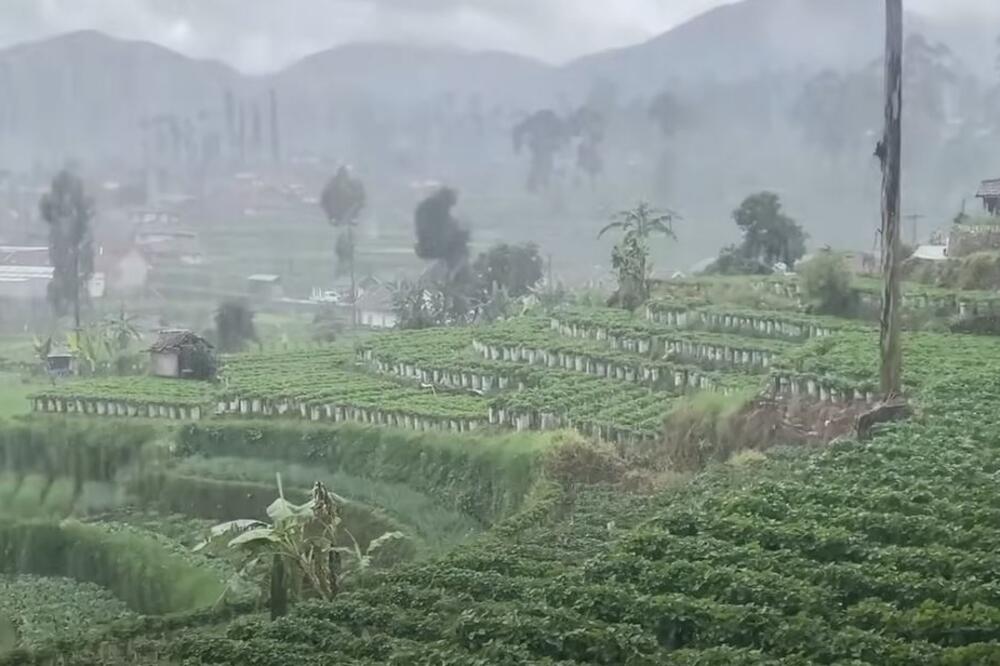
[799,252,858,316]
[949,313,1000,336]
[703,245,772,276]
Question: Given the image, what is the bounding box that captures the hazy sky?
[0,0,996,73]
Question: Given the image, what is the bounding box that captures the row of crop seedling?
[31,397,205,420]
[215,397,487,432]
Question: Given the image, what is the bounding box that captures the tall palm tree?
[598,202,680,308]
[598,202,679,243]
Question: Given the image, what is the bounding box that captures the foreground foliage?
[21,329,1000,664]
[0,575,135,652]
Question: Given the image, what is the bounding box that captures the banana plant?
[31,336,52,366]
[66,328,107,375]
[195,474,405,614]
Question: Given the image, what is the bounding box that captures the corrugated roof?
[977,179,1000,197]
[0,265,53,279]
[0,246,47,253]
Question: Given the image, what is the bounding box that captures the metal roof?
[0,265,53,279]
[0,246,47,253]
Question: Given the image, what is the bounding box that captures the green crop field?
[0,373,42,420]
[8,281,1000,664]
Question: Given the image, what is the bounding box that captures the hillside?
[0,0,980,171]
[0,30,242,167]
[562,0,886,93]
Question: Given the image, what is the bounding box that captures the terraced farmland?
[14,283,1000,664]
[42,324,1000,666]
[29,300,875,441]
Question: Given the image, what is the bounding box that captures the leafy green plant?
[799,251,858,316]
[599,201,679,309]
[196,475,406,612]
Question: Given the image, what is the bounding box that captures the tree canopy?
[414,187,469,272]
[320,166,366,227]
[472,243,544,299]
[215,300,257,353]
[731,192,807,268]
[40,169,94,330]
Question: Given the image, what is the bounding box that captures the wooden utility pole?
[877,0,904,398]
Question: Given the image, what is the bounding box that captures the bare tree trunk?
[269,554,287,619]
[268,89,281,165]
[878,0,903,398]
[73,247,81,336]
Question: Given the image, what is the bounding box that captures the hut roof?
[976,179,1000,198]
[149,329,212,353]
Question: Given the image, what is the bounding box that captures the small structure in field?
[247,274,284,300]
[149,329,215,379]
[356,283,397,329]
[45,350,75,377]
[976,179,1000,215]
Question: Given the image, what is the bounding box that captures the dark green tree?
[568,107,605,186]
[648,90,686,137]
[268,89,281,164]
[414,186,468,277]
[512,109,570,192]
[732,192,807,268]
[215,300,257,353]
[472,243,544,299]
[40,169,94,332]
[320,166,367,324]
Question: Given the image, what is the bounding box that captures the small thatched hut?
[149,330,214,379]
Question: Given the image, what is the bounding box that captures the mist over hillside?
[1,0,998,271]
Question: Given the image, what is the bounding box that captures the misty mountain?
[563,0,888,94]
[0,0,993,172]
[0,0,997,264]
[0,30,241,169]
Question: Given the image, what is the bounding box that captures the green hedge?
[0,420,161,485]
[176,422,550,525]
[135,472,406,552]
[0,521,226,615]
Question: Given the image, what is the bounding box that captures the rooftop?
[149,329,213,353]
[976,179,1000,198]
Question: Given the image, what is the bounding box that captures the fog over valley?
[1,0,1000,279]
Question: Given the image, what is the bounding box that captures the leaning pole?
[878,0,903,399]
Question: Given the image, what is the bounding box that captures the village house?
[0,245,105,300]
[976,179,1000,215]
[356,283,398,329]
[148,330,214,379]
[247,274,284,301]
[947,179,1000,257]
[135,228,205,265]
